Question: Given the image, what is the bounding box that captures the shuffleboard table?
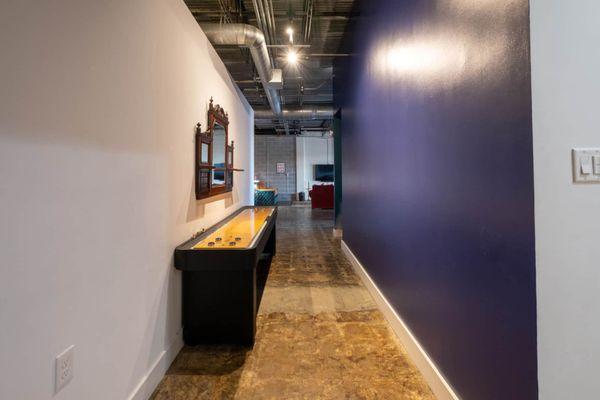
[174,206,277,345]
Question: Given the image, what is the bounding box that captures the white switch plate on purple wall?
[572,148,600,183]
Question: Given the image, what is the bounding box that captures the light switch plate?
[593,155,600,175]
[572,148,600,183]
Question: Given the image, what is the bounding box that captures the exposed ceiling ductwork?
[201,23,283,116]
[201,23,335,130]
[188,0,354,134]
[254,106,335,121]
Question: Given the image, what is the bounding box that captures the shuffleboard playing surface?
[193,207,275,249]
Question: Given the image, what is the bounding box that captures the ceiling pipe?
[254,0,269,41]
[201,23,283,116]
[262,0,276,45]
[254,106,335,121]
[251,0,277,69]
[250,0,265,39]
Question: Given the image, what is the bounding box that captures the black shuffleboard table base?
[174,206,277,346]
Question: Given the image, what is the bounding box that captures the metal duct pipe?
[201,24,282,115]
[254,106,335,121]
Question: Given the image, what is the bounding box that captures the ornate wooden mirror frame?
[195,98,241,200]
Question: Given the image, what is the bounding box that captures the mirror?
[211,123,226,187]
[195,97,241,200]
[201,143,209,164]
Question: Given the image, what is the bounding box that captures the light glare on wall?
[374,39,466,83]
[385,45,443,73]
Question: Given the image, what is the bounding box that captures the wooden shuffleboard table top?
[193,207,275,250]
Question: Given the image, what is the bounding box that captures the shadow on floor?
[166,345,250,376]
[150,344,249,399]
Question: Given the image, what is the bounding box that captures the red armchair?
[309,184,334,209]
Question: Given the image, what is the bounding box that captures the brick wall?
[254,135,297,202]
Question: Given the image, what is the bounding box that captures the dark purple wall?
[335,1,537,399]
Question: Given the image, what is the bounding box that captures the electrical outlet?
[55,345,74,393]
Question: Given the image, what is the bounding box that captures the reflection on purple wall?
[335,1,537,399]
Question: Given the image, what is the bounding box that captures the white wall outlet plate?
[55,345,75,393]
[572,148,600,183]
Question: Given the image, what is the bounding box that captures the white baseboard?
[341,240,460,400]
[127,329,184,400]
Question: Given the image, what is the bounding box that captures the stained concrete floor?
[151,205,435,400]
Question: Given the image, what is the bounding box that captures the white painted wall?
[296,136,334,198]
[530,1,600,398]
[0,1,253,399]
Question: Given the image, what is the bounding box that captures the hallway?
[151,205,435,399]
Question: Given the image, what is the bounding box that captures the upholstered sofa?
[309,184,334,209]
[254,188,278,206]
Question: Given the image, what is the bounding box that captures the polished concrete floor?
[151,205,435,400]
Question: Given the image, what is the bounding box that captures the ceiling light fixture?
[287,49,298,65]
[286,26,294,43]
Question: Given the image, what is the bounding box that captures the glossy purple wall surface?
[335,1,537,399]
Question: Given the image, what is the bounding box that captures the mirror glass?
[201,143,209,164]
[212,123,226,186]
